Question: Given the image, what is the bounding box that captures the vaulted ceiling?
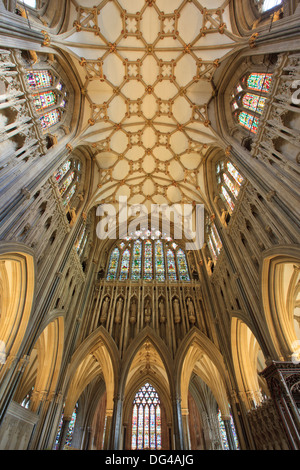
[54,0,244,211]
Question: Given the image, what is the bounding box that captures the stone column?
[108,394,124,450]
[222,415,236,450]
[171,396,184,450]
[103,410,113,450]
[181,408,191,450]
[57,417,71,450]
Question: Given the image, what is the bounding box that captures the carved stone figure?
[159,299,166,324]
[129,297,137,324]
[100,296,109,324]
[115,297,123,324]
[173,298,181,324]
[187,297,196,325]
[144,298,152,325]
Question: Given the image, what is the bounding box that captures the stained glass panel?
[155,240,165,281]
[131,383,161,451]
[242,93,267,115]
[119,249,131,280]
[177,249,190,281]
[59,171,74,196]
[222,185,235,212]
[64,405,78,449]
[223,174,239,199]
[167,249,177,281]
[107,248,120,280]
[63,184,76,206]
[40,109,60,130]
[27,70,53,89]
[238,111,259,133]
[211,224,223,255]
[33,91,57,112]
[54,160,71,183]
[131,240,142,280]
[247,73,272,93]
[227,162,244,186]
[144,240,153,281]
[218,409,239,450]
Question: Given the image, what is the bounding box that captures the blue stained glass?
[120,249,131,280]
[131,383,161,451]
[131,240,142,280]
[155,241,165,281]
[144,240,153,281]
[107,248,120,280]
[167,249,177,281]
[177,249,190,281]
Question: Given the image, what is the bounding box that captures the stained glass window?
[242,93,267,114]
[260,0,282,12]
[238,111,259,133]
[33,91,57,112]
[155,240,165,282]
[247,73,272,93]
[131,240,142,280]
[208,223,223,261]
[107,238,190,282]
[144,240,153,281]
[63,184,76,206]
[227,162,244,186]
[222,186,235,212]
[217,409,239,450]
[166,249,177,281]
[119,249,131,280]
[40,109,61,130]
[59,171,75,197]
[131,383,162,450]
[64,406,78,449]
[107,248,120,280]
[177,249,190,281]
[27,70,53,89]
[223,173,239,199]
[54,160,71,183]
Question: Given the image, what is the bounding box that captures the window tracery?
[25,69,67,131]
[106,230,190,282]
[254,0,282,13]
[216,160,244,215]
[131,383,162,450]
[54,158,82,208]
[231,73,273,134]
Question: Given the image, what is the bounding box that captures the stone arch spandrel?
[0,244,36,380]
[175,328,230,416]
[261,245,300,361]
[63,326,120,418]
[119,327,175,398]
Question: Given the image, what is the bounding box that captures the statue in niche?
[115,297,123,324]
[159,298,166,324]
[159,298,167,340]
[207,257,214,275]
[186,297,196,325]
[144,298,152,325]
[129,297,137,325]
[100,296,110,324]
[173,298,181,324]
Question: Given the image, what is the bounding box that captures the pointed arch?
[175,328,230,416]
[120,327,175,398]
[261,245,300,361]
[0,244,36,381]
[63,327,120,418]
[231,315,268,410]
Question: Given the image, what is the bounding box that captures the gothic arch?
[0,243,36,380]
[261,245,300,361]
[13,316,64,412]
[175,329,230,417]
[231,316,269,411]
[120,328,175,398]
[63,326,120,419]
